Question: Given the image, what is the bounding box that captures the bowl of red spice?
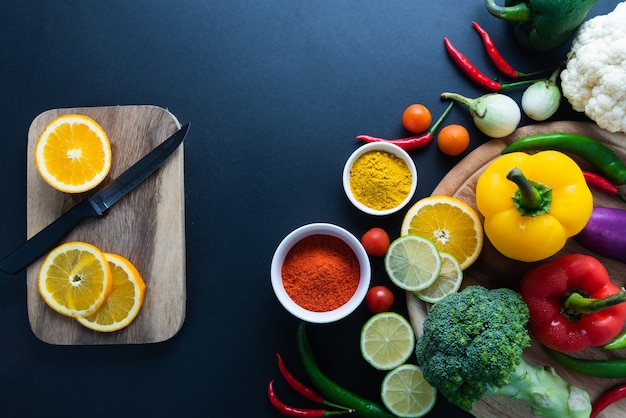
[270,223,371,323]
[342,142,418,216]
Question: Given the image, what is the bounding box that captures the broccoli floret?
[415,285,591,418]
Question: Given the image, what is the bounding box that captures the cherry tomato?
[365,286,395,313]
[402,104,432,134]
[361,227,390,257]
[437,124,470,156]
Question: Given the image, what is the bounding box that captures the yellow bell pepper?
[475,150,592,262]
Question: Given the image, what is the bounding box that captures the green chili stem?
[564,288,626,316]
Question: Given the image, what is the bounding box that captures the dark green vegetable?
[484,0,598,51]
[546,347,626,378]
[297,322,394,418]
[502,132,626,185]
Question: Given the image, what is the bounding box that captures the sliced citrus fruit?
[360,312,415,370]
[76,253,146,332]
[38,241,112,317]
[400,195,483,270]
[413,252,463,303]
[384,235,442,292]
[381,364,436,418]
[35,114,112,193]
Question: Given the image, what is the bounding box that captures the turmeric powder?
[349,150,412,211]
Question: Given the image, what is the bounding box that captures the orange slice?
[400,196,483,270]
[38,242,112,317]
[76,253,146,332]
[34,114,112,193]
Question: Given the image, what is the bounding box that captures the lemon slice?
[413,252,463,303]
[360,312,415,370]
[381,364,437,417]
[384,235,442,291]
[401,195,483,270]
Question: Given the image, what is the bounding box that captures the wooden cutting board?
[26,105,186,345]
[407,121,626,417]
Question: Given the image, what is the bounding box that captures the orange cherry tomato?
[437,124,470,156]
[402,104,432,134]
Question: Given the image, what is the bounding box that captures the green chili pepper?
[604,331,626,350]
[297,322,395,418]
[546,347,626,378]
[484,0,598,52]
[502,132,626,185]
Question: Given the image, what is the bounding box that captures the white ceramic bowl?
[342,142,418,216]
[270,223,371,323]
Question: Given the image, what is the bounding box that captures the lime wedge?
[381,364,436,418]
[414,252,463,303]
[384,235,442,291]
[360,312,415,370]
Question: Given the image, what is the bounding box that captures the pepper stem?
[507,167,552,216]
[484,0,532,22]
[564,288,626,317]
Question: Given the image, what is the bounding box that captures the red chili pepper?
[268,381,351,417]
[471,21,527,79]
[583,170,626,202]
[519,254,626,353]
[591,383,626,418]
[443,37,535,92]
[277,353,335,406]
[355,101,453,151]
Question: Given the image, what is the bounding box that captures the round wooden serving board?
[407,121,626,418]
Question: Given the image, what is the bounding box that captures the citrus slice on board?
[413,252,463,303]
[381,364,436,417]
[76,253,146,332]
[34,114,112,193]
[360,312,415,370]
[38,242,112,317]
[400,196,483,270]
[384,235,442,292]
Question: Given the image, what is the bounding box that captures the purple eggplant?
[576,206,626,263]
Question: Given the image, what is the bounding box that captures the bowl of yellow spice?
[343,142,417,216]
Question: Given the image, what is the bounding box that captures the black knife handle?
[0,198,102,275]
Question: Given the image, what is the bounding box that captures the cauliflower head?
[560,2,626,133]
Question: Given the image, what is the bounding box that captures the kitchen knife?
[0,122,190,275]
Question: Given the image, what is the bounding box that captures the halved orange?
[76,253,146,332]
[400,196,483,270]
[38,241,112,317]
[34,114,112,193]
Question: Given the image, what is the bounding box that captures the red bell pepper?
[519,254,626,353]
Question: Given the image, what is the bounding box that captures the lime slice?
[381,364,436,418]
[413,252,463,303]
[384,235,442,291]
[360,312,415,370]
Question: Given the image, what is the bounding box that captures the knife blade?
[0,122,190,275]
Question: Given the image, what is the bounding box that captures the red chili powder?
[281,234,361,312]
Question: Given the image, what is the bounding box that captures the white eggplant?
[522,67,562,121]
[441,92,520,138]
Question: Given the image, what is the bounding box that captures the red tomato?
[361,227,390,257]
[402,104,432,134]
[365,286,395,313]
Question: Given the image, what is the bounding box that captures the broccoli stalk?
[415,285,591,418]
[486,358,591,417]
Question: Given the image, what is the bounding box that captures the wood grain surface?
[407,121,626,417]
[26,105,186,345]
